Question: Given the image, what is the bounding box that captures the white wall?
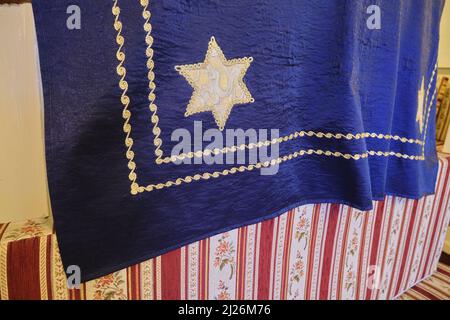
[0,4,50,223]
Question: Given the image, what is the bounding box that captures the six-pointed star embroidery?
[175,36,254,131]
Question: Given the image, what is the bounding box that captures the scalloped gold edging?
[113,0,429,195]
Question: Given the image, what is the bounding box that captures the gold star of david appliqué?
[175,36,254,131]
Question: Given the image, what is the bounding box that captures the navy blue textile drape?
[32,0,444,281]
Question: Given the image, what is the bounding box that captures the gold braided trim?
[139,0,425,165]
[114,0,428,195]
[51,236,69,300]
[159,131,424,164]
[421,64,438,157]
[135,148,424,193]
[141,0,164,164]
[0,243,8,300]
[175,36,255,131]
[113,2,140,194]
[39,237,49,300]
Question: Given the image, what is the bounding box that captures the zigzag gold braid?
[425,64,438,110]
[159,131,424,164]
[141,0,164,164]
[113,2,139,195]
[422,88,437,157]
[421,64,438,157]
[0,244,8,300]
[138,149,423,193]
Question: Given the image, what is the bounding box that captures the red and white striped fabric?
[1,155,450,300]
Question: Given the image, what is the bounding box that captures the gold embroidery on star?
[175,36,254,131]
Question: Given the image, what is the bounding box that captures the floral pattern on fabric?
[215,280,231,300]
[92,272,127,300]
[210,231,238,300]
[288,251,305,296]
[295,212,310,249]
[1,217,52,243]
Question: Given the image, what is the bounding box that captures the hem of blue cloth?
[76,192,435,283]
